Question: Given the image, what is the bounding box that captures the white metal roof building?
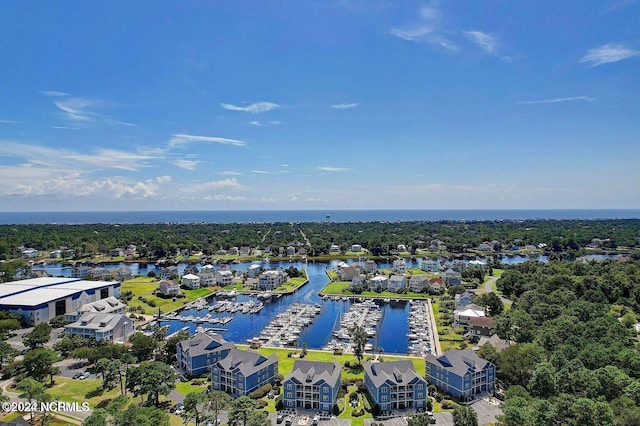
[0,277,121,325]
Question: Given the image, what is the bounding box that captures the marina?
[250,302,322,347]
[324,300,383,353]
[406,301,434,356]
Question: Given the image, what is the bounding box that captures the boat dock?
[407,300,434,356]
[251,302,322,347]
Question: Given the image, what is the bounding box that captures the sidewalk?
[426,298,442,356]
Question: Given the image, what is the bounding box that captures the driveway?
[471,397,503,425]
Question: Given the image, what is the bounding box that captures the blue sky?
[0,0,639,211]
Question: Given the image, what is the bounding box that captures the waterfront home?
[337,262,361,281]
[258,270,287,290]
[351,244,362,252]
[467,316,493,342]
[397,244,407,252]
[451,259,468,272]
[388,275,407,292]
[124,245,137,256]
[229,246,239,255]
[467,260,486,269]
[369,275,388,291]
[111,267,132,281]
[177,332,235,376]
[454,290,476,308]
[442,269,462,286]
[350,275,367,291]
[474,334,513,352]
[247,264,261,278]
[216,270,234,287]
[88,267,110,280]
[364,360,428,414]
[408,275,429,293]
[49,250,62,259]
[158,280,180,297]
[198,271,216,287]
[287,246,296,256]
[392,259,406,274]
[110,248,124,257]
[181,274,201,289]
[421,258,439,273]
[72,265,91,279]
[160,265,179,281]
[283,360,341,413]
[453,304,486,329]
[429,278,445,294]
[212,348,278,396]
[364,259,377,274]
[477,242,494,252]
[65,313,134,343]
[21,248,38,259]
[425,349,495,400]
[329,244,341,254]
[240,246,251,256]
[65,296,126,322]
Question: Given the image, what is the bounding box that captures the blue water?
[1,209,639,224]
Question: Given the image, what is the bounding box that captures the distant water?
[1,209,639,225]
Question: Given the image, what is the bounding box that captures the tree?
[17,378,45,421]
[245,409,269,426]
[474,292,504,316]
[350,325,368,366]
[407,415,435,425]
[182,392,205,426]
[204,391,231,424]
[528,362,557,398]
[24,322,51,349]
[22,347,58,384]
[164,329,190,362]
[0,340,19,365]
[453,405,479,426]
[129,332,158,361]
[95,358,122,391]
[228,396,258,426]
[126,361,176,406]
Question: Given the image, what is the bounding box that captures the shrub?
[333,403,341,416]
[255,399,268,409]
[352,408,364,417]
[441,399,458,409]
[426,398,433,411]
[248,383,272,399]
[435,393,443,402]
[275,395,283,411]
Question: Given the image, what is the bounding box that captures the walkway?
[426,298,442,356]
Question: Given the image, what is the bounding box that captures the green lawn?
[122,277,215,315]
[46,377,121,408]
[175,381,207,396]
[273,276,308,294]
[319,281,430,299]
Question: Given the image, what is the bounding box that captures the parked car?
[427,411,436,424]
[276,413,285,424]
[285,415,293,426]
[72,373,82,379]
[312,414,320,425]
[79,372,91,380]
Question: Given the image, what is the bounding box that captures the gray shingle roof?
[364,360,423,388]
[285,360,341,387]
[178,332,235,357]
[426,349,493,377]
[216,348,277,377]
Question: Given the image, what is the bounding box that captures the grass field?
[175,381,207,396]
[320,281,430,299]
[122,277,215,315]
[46,377,121,408]
[273,276,307,293]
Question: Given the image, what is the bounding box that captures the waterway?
[32,253,623,354]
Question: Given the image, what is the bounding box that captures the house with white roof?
[65,313,134,343]
[368,275,388,291]
[453,304,486,329]
[388,275,407,292]
[181,274,201,289]
[215,270,234,287]
[393,259,406,274]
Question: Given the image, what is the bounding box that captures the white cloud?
[249,121,263,126]
[318,166,350,172]
[220,101,280,113]
[249,120,282,126]
[520,96,596,105]
[580,43,639,66]
[464,31,497,54]
[54,97,105,122]
[169,133,246,147]
[156,175,172,183]
[174,159,200,170]
[251,170,274,174]
[0,120,17,124]
[41,91,68,97]
[184,178,243,192]
[203,194,246,201]
[331,103,358,109]
[389,26,432,42]
[220,171,242,176]
[63,149,157,171]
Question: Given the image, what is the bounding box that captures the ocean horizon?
[1,209,639,225]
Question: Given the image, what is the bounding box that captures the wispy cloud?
[52,126,80,130]
[388,2,459,53]
[63,149,157,171]
[41,90,68,97]
[520,96,596,105]
[331,103,359,109]
[169,134,246,148]
[54,98,103,122]
[220,171,242,176]
[174,159,200,171]
[251,170,274,174]
[0,120,17,124]
[464,31,497,54]
[389,26,433,42]
[249,120,282,126]
[203,194,246,201]
[184,178,243,192]
[220,101,279,113]
[318,166,350,172]
[580,43,639,66]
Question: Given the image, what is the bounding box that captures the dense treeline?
[1,219,638,261]
[489,259,640,425]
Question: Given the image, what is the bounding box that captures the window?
[323,385,330,393]
[322,396,328,401]
[381,386,387,393]
[287,383,292,389]
[417,384,423,390]
[286,392,292,398]
[381,396,388,402]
